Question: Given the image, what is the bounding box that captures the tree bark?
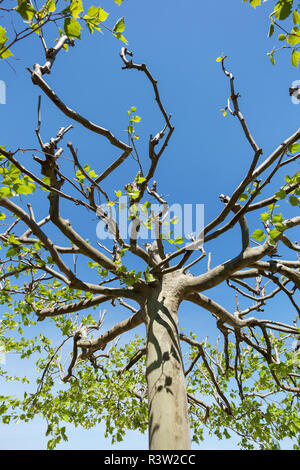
[144,274,191,450]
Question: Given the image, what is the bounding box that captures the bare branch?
[77,309,145,356]
[27,67,132,154]
[220,58,260,153]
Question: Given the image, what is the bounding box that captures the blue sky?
[0,0,299,449]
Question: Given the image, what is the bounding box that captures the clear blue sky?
[0,0,299,449]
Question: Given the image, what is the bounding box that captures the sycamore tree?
[0,0,300,450]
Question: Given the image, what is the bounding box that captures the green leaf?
[260,212,270,221]
[84,6,109,33]
[145,272,156,283]
[268,204,279,211]
[274,188,286,200]
[89,170,99,178]
[8,234,21,245]
[287,27,300,46]
[64,18,82,39]
[274,222,286,231]
[114,32,127,44]
[95,7,108,22]
[291,50,300,67]
[128,189,140,200]
[15,0,36,20]
[124,276,136,286]
[17,182,35,195]
[0,26,12,59]
[0,26,8,47]
[288,142,300,153]
[269,229,282,239]
[293,9,300,25]
[268,48,276,65]
[9,165,21,180]
[250,0,261,9]
[274,0,293,20]
[0,46,12,60]
[131,115,141,123]
[45,0,56,13]
[289,195,299,206]
[113,17,125,33]
[136,177,146,184]
[268,23,275,37]
[69,0,83,19]
[272,213,283,223]
[41,176,51,185]
[278,33,286,41]
[47,438,56,450]
[251,229,265,242]
[0,187,11,198]
[75,170,85,183]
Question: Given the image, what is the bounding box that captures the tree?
[0,0,300,450]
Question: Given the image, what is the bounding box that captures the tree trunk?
[144,275,191,450]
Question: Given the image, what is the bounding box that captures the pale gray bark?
[144,273,191,450]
